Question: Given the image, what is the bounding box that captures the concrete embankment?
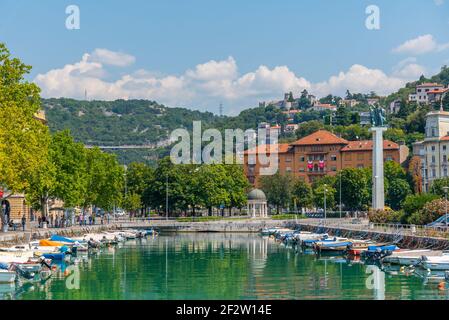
[295,222,449,250]
[0,224,121,246]
[2,218,449,250]
[120,219,296,233]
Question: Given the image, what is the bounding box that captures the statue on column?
[370,105,387,127]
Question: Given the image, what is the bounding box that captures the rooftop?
[417,82,444,87]
[341,140,399,152]
[290,130,348,146]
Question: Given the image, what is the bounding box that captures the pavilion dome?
[247,189,267,201]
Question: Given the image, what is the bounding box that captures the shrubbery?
[407,198,449,225]
[368,208,403,224]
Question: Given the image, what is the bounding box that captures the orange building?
[244,130,408,186]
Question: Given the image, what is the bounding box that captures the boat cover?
[50,235,76,243]
[39,239,63,247]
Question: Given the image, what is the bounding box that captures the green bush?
[407,198,449,225]
[402,193,439,218]
[368,208,402,223]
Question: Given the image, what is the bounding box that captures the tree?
[402,193,439,221]
[27,130,88,217]
[122,193,142,216]
[83,147,124,211]
[313,184,336,210]
[195,164,230,216]
[408,198,449,225]
[0,43,51,230]
[407,156,423,194]
[260,172,294,214]
[384,128,406,143]
[224,164,250,215]
[337,168,370,211]
[292,179,313,211]
[295,120,324,139]
[335,105,351,126]
[386,178,412,210]
[429,177,449,197]
[126,162,153,214]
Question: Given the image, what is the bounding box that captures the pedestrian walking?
[21,214,26,231]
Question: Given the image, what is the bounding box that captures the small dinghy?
[421,252,449,270]
[382,249,433,266]
[0,263,16,283]
[314,239,352,253]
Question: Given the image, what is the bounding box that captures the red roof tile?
[428,88,449,94]
[290,130,348,146]
[341,140,399,151]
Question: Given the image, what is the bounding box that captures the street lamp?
[166,173,169,221]
[339,171,342,219]
[443,186,449,228]
[323,184,328,222]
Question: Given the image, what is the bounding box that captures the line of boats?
[0,228,157,284]
[261,227,449,274]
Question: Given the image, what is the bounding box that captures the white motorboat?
[0,254,31,264]
[0,270,16,283]
[382,249,433,266]
[421,253,449,270]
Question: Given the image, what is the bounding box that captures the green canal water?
[2,233,449,300]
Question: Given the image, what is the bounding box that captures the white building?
[409,83,445,104]
[310,103,337,112]
[413,110,449,192]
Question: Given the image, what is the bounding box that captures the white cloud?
[434,0,444,6]
[391,57,427,78]
[393,34,449,55]
[312,64,409,97]
[89,48,136,67]
[35,49,426,114]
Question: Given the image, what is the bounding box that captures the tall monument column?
[370,127,387,210]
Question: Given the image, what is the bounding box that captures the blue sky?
[1,0,449,114]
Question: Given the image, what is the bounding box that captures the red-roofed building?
[409,83,446,104]
[244,129,408,186]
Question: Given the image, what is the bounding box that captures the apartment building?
[413,110,449,192]
[244,130,407,186]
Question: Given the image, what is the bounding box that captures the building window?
[286,157,292,162]
[432,145,436,151]
[357,164,364,168]
[331,166,337,171]
[386,156,393,162]
[444,145,447,151]
[308,155,314,161]
[299,167,305,172]
[357,153,364,160]
[286,167,292,172]
[330,155,337,161]
[299,156,305,162]
[432,155,436,163]
[432,169,436,177]
[444,155,447,163]
[444,168,448,177]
